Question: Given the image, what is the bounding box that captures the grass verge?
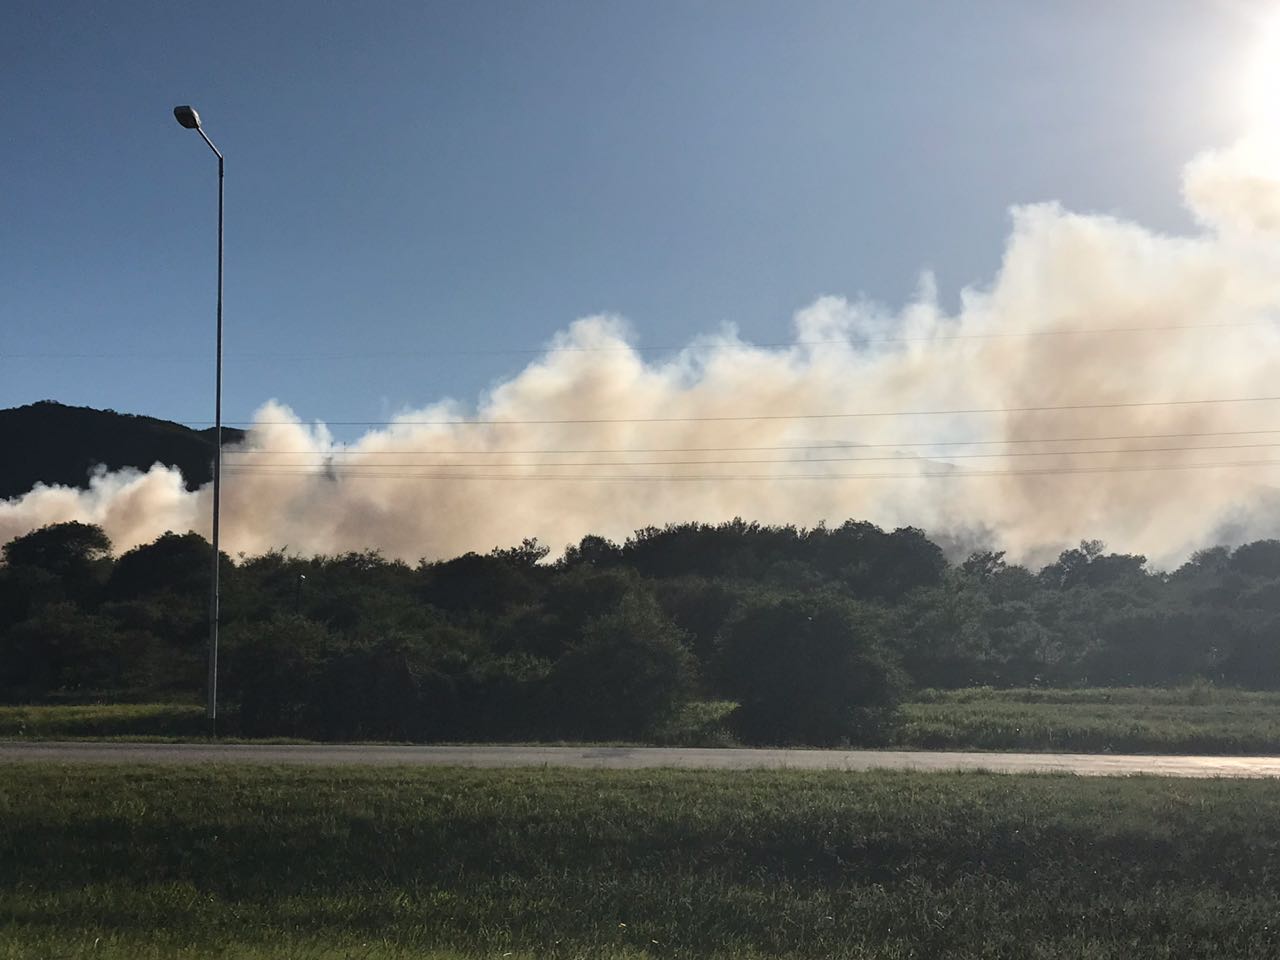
[898,686,1280,754]
[1,763,1279,958]
[0,702,207,740]
[10,687,1280,755]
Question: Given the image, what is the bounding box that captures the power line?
[219,457,1280,482]
[5,319,1275,362]
[220,428,1280,459]
[190,394,1280,427]
[218,441,1280,469]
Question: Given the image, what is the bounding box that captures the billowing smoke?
[6,137,1280,569]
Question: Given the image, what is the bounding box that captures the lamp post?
[173,104,224,731]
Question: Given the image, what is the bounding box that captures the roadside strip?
[3,740,1280,776]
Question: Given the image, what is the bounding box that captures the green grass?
[1,763,1279,958]
[649,699,738,746]
[0,701,739,747]
[0,702,208,740]
[10,687,1280,755]
[898,686,1280,754]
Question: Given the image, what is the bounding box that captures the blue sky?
[1,0,1255,435]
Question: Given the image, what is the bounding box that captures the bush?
[718,592,904,745]
[0,602,154,698]
[318,634,462,741]
[107,531,214,602]
[223,616,339,737]
[548,592,696,740]
[652,576,752,684]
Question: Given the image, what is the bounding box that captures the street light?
[173,104,224,731]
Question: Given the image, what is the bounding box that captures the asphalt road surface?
[2,741,1280,777]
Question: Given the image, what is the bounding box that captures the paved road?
[2,741,1280,777]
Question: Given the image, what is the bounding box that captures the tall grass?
[1,764,1279,958]
[0,702,206,740]
[909,683,1278,706]
[8,687,1280,755]
[899,685,1280,754]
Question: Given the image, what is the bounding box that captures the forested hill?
[0,401,245,499]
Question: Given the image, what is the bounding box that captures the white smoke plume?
[6,137,1280,569]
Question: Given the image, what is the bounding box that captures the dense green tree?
[961,550,1007,582]
[652,576,752,680]
[319,633,465,741]
[559,533,623,569]
[0,562,64,629]
[806,522,946,600]
[1229,540,1280,579]
[1220,611,1280,688]
[224,616,339,737]
[489,537,551,568]
[623,519,805,581]
[420,551,540,616]
[107,531,214,601]
[719,592,904,745]
[290,551,420,633]
[0,522,112,617]
[894,578,1000,688]
[0,601,155,696]
[98,596,203,692]
[547,592,696,739]
[1039,540,1149,590]
[12,520,1280,742]
[1083,607,1224,685]
[1,521,111,573]
[499,566,642,660]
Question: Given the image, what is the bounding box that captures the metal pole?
[174,108,224,735]
[186,122,225,737]
[197,128,224,732]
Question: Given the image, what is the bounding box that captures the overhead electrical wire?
[192,394,1280,427]
[219,428,1280,458]
[19,318,1280,484]
[218,458,1280,482]
[218,441,1280,469]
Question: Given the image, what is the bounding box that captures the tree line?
[3,518,1280,744]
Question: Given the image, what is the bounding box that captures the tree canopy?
[4,518,1280,744]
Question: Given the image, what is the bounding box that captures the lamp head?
[173,105,201,130]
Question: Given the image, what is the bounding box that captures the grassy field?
[8,688,1280,755]
[1,763,1279,958]
[898,686,1280,754]
[0,702,208,740]
[0,701,734,747]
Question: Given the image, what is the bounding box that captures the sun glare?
[1243,8,1280,138]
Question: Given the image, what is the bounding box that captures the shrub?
[548,592,696,740]
[718,592,904,745]
[318,634,461,741]
[0,602,153,698]
[223,616,339,737]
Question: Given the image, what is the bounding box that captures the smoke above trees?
[6,136,1280,567]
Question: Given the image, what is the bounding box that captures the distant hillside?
[0,401,245,500]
